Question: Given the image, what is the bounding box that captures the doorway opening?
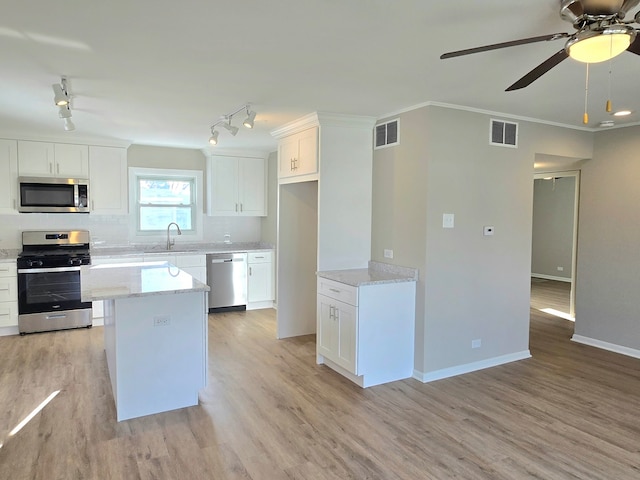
[531,171,580,321]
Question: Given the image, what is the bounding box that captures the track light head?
[52,77,70,106]
[209,129,219,145]
[243,110,256,129]
[52,84,69,106]
[222,120,239,136]
[63,118,75,131]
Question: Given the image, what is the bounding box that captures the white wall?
[531,177,575,280]
[372,104,594,380]
[575,126,640,352]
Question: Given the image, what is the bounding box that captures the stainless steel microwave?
[18,177,90,213]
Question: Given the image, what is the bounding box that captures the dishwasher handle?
[209,258,245,263]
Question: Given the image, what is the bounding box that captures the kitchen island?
[81,261,210,421]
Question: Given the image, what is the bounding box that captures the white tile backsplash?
[0,214,262,249]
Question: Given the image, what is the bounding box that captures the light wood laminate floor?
[1,306,640,479]
[530,278,571,315]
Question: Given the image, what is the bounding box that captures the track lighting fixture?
[52,76,76,131]
[52,77,70,106]
[243,108,256,129]
[207,104,256,146]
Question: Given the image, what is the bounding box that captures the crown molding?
[375,100,640,133]
[271,111,377,139]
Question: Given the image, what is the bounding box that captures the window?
[129,167,203,240]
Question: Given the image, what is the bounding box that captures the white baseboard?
[246,300,275,311]
[571,334,640,360]
[0,326,19,337]
[413,350,532,383]
[531,273,571,283]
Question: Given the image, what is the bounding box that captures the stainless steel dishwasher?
[206,252,247,311]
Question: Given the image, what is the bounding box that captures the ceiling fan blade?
[505,49,569,91]
[627,34,640,55]
[440,33,570,59]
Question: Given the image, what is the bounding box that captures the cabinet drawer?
[317,277,358,306]
[0,262,17,278]
[0,278,17,302]
[92,257,144,265]
[0,301,18,328]
[248,251,272,264]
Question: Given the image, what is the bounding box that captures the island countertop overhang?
[81,261,210,302]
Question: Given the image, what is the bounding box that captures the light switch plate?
[443,213,455,229]
[384,249,394,259]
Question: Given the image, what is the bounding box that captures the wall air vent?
[490,119,518,148]
[374,119,400,149]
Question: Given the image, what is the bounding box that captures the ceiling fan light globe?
[567,28,634,63]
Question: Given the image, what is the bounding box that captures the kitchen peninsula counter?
[81,262,209,421]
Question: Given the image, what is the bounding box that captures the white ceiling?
[2,0,640,154]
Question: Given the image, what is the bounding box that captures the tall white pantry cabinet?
[272,113,376,340]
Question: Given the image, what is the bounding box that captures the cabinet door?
[295,127,318,177]
[278,136,298,178]
[317,294,339,361]
[89,146,128,214]
[18,141,55,176]
[336,301,357,374]
[0,139,18,213]
[248,262,272,302]
[239,157,266,216]
[54,144,89,177]
[208,156,239,216]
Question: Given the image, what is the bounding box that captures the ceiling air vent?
[490,119,518,148]
[374,119,399,149]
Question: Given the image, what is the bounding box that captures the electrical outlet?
[384,249,394,259]
[442,213,455,229]
[154,315,170,326]
[471,339,481,349]
[557,266,564,272]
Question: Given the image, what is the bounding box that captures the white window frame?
[128,167,203,243]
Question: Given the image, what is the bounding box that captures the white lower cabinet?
[316,277,416,388]
[0,262,18,330]
[247,251,274,309]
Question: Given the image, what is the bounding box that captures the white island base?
[81,262,209,422]
[103,292,207,421]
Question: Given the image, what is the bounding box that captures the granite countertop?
[0,249,20,262]
[91,242,273,258]
[317,261,419,287]
[81,261,210,302]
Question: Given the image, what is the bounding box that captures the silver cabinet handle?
[56,163,60,174]
[249,267,252,276]
[49,162,53,174]
[235,203,238,212]
[240,203,243,212]
[329,288,340,293]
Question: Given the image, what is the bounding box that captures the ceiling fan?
[440,0,640,91]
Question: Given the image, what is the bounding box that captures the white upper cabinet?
[89,146,128,214]
[207,155,266,216]
[18,141,88,178]
[0,139,18,214]
[277,127,318,182]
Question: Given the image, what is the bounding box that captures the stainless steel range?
[17,230,92,335]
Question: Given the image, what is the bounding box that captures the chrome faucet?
[166,222,182,250]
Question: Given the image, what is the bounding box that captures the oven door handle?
[18,266,82,274]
